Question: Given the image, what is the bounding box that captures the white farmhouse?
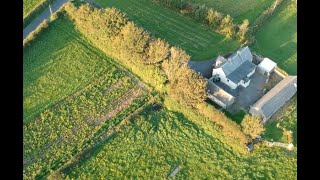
[212,46,257,89]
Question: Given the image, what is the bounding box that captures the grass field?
[23,15,151,179]
[183,0,274,23]
[93,0,239,61]
[264,95,297,145]
[23,16,121,124]
[23,0,46,18]
[23,0,52,27]
[252,0,297,75]
[62,105,296,179]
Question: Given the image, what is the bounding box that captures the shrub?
[206,8,223,28]
[241,115,265,139]
[218,15,236,38]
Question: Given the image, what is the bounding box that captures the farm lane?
[23,0,69,40]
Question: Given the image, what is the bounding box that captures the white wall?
[247,68,256,78]
[224,79,237,89]
[240,79,250,88]
[208,94,227,108]
[212,68,238,89]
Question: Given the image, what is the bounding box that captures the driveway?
[23,0,69,40]
[231,72,267,112]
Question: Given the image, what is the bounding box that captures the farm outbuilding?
[249,76,297,122]
[258,58,277,76]
[207,78,235,108]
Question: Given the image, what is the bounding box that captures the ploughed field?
[93,0,239,61]
[180,0,274,23]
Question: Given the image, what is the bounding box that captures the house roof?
[207,79,234,106]
[251,76,297,121]
[258,58,277,73]
[219,46,256,83]
[215,55,227,68]
[226,60,256,84]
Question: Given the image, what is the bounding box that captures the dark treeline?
[65,3,207,108]
[151,0,253,45]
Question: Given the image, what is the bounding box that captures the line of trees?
[65,3,207,108]
[151,0,253,45]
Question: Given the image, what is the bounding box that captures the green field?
[23,2,297,178]
[62,105,296,179]
[253,0,297,75]
[23,15,150,179]
[23,0,46,18]
[183,0,274,23]
[23,16,121,123]
[264,95,297,145]
[93,0,239,61]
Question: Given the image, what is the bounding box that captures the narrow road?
[23,0,69,40]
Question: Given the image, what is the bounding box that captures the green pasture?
[63,105,296,179]
[253,0,297,75]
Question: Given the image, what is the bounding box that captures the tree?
[219,15,236,38]
[113,22,150,61]
[241,115,265,139]
[237,19,250,44]
[169,66,207,107]
[146,38,170,65]
[194,4,207,21]
[206,8,223,27]
[162,47,190,81]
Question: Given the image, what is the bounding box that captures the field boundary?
[250,0,284,34]
[48,95,158,179]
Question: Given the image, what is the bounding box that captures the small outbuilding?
[207,78,235,108]
[257,58,277,76]
[249,76,297,123]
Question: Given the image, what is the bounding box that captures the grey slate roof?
[207,80,234,104]
[226,61,256,84]
[220,46,255,83]
[215,55,227,68]
[251,76,297,121]
[239,46,253,61]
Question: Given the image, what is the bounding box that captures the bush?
[241,115,265,139]
[218,15,236,38]
[206,8,223,28]
[197,103,250,145]
[146,38,170,65]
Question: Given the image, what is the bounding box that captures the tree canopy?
[241,115,265,139]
